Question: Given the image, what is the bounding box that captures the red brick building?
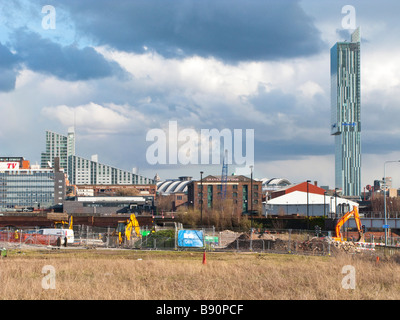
[187,175,262,215]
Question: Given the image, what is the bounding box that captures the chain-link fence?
[73,227,337,255]
[0,226,334,255]
[2,226,398,256]
[0,229,60,247]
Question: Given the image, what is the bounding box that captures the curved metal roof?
[174,180,191,192]
[258,178,291,186]
[258,178,291,191]
[165,180,182,193]
[157,179,191,194]
[266,178,291,186]
[157,180,175,193]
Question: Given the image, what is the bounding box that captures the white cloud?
[95,45,330,128]
[41,102,132,133]
[297,81,325,99]
[256,155,334,187]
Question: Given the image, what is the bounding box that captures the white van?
[38,228,74,245]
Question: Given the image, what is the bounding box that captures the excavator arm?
[125,213,141,241]
[334,206,364,242]
[117,213,141,244]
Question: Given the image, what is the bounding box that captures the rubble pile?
[225,233,345,255]
[329,239,357,253]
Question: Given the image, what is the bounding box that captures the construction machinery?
[118,213,141,245]
[53,215,73,230]
[333,206,365,242]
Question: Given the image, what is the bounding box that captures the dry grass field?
[1,248,400,300]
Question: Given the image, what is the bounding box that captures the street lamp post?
[306,180,311,230]
[383,160,400,246]
[250,165,254,231]
[250,165,253,213]
[200,171,204,226]
[335,188,338,219]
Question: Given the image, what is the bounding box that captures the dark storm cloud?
[11,29,124,81]
[61,0,325,62]
[0,43,20,92]
[255,139,332,162]
[249,86,298,114]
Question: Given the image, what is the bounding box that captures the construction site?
[1,205,398,258]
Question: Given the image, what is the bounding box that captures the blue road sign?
[383,225,390,229]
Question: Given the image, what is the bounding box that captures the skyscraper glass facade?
[330,28,361,197]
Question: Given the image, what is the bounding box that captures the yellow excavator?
[333,206,365,242]
[118,213,141,244]
[54,215,73,230]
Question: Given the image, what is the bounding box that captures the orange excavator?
[333,206,365,242]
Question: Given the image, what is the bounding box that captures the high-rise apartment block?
[41,128,75,174]
[68,154,155,185]
[330,28,361,197]
[40,128,155,186]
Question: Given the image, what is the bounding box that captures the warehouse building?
[63,196,155,215]
[264,181,358,217]
[74,184,156,197]
[187,175,263,215]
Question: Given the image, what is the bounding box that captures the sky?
[1,0,400,189]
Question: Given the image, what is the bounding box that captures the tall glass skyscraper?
[331,28,361,197]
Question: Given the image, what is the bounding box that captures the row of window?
[197,191,259,198]
[197,184,259,190]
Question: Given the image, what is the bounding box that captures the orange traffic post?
[202,250,207,265]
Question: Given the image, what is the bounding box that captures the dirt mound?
[224,234,336,254]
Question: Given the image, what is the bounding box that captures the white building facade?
[264,191,358,217]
